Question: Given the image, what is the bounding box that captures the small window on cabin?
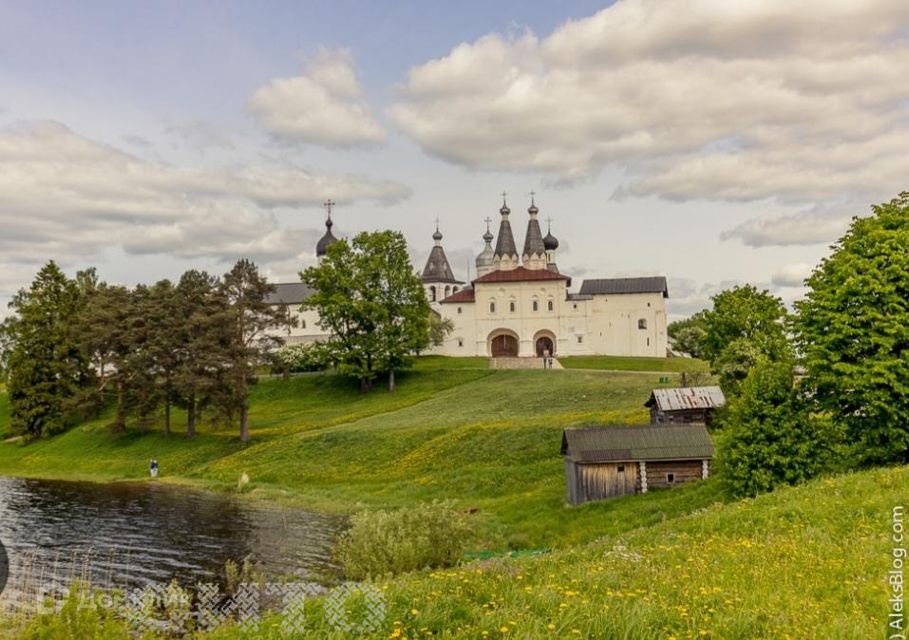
[510,301,516,313]
[457,306,462,314]
[532,300,539,311]
[548,300,554,311]
[490,302,496,313]
[667,473,675,484]
[617,465,625,473]
[638,318,647,330]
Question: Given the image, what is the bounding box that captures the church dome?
[543,230,559,251]
[316,218,338,257]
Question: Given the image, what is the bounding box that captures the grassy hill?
[0,357,897,638]
[0,356,715,548]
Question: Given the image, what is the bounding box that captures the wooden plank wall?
[570,462,638,504]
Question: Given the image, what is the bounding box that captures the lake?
[0,476,343,606]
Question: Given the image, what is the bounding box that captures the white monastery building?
[268,197,669,359]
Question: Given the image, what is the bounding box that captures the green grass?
[280,466,900,639]
[559,355,710,373]
[0,361,717,549]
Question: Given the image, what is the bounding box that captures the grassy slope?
[280,466,901,640]
[560,355,710,373]
[0,359,720,548]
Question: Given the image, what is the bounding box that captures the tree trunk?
[239,401,249,446]
[113,379,126,434]
[163,398,171,437]
[388,369,396,392]
[187,393,196,438]
[360,377,371,393]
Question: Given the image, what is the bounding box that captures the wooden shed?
[561,424,714,505]
[645,386,726,426]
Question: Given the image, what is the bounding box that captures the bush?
[719,359,836,497]
[335,500,473,579]
[274,343,330,374]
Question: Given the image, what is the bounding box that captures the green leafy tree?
[667,311,708,359]
[720,359,834,497]
[302,231,430,392]
[699,285,792,393]
[3,262,93,438]
[174,270,230,438]
[796,192,909,463]
[220,259,290,445]
[428,313,455,349]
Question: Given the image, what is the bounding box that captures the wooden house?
[645,386,726,426]
[561,424,714,505]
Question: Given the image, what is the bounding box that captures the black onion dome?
[316,218,338,257]
[543,230,559,251]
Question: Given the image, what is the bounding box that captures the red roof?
[439,288,476,304]
[473,266,570,285]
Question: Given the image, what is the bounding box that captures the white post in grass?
[702,459,710,479]
[639,461,648,493]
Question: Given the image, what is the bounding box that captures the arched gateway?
[489,330,519,357]
[534,330,557,357]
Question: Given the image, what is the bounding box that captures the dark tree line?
[0,259,290,444]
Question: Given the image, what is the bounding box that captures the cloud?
[720,196,863,246]
[0,120,411,294]
[771,263,813,288]
[390,0,909,207]
[163,120,235,153]
[249,48,386,148]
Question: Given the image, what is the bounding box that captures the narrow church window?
[647,337,650,346]
[490,302,496,313]
[301,320,306,329]
[577,336,583,344]
[532,300,538,311]
[445,286,451,297]
[647,302,651,307]
[638,318,647,330]
[509,301,516,313]
[453,286,459,293]
[573,304,578,310]
[457,338,464,347]
[457,307,462,314]
[547,300,554,311]
[429,286,436,302]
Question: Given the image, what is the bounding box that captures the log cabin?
[561,424,714,505]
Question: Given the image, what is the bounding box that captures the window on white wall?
[532,300,538,311]
[457,307,462,314]
[429,286,436,302]
[509,301,516,313]
[638,318,648,330]
[490,302,496,313]
[301,320,306,329]
[457,338,464,347]
[547,300,554,311]
[577,336,583,344]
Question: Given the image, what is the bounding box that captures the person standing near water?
[149,459,159,478]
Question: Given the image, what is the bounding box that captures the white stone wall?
[431,282,667,358]
[265,306,330,346]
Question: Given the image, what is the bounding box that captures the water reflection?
[0,476,343,599]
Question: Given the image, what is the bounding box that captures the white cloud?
[390,0,909,208]
[721,209,852,247]
[771,263,813,288]
[249,48,386,148]
[0,120,411,294]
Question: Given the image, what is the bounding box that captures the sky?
[1,0,907,319]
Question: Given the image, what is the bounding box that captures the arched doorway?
[534,330,557,357]
[489,331,519,357]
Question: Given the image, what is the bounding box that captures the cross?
[501,190,507,202]
[546,216,553,232]
[323,199,335,219]
[434,216,441,231]
[484,216,492,232]
[529,190,536,202]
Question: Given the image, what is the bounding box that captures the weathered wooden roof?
[561,424,714,463]
[644,386,726,411]
[265,282,315,305]
[579,276,669,297]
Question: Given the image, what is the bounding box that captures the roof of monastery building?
[473,266,571,284]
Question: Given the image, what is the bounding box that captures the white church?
[267,197,669,359]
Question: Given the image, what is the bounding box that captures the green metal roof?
[561,424,714,463]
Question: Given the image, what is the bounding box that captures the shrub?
[719,359,836,497]
[335,500,473,579]
[274,343,330,374]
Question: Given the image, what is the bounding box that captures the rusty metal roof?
[644,386,726,411]
[561,424,714,462]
